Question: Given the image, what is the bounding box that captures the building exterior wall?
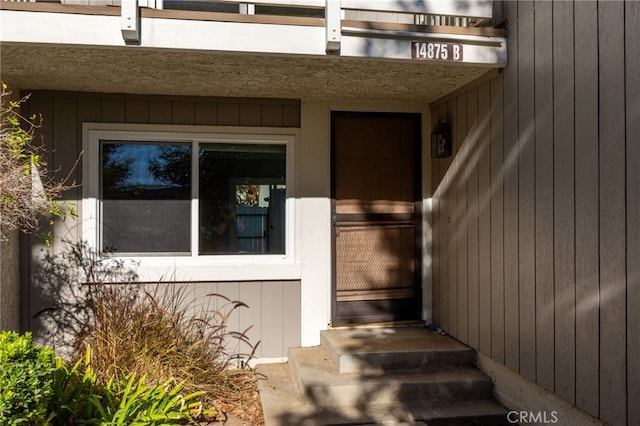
[430,1,639,425]
[21,90,302,358]
[19,91,431,357]
[0,228,20,331]
[1,87,23,332]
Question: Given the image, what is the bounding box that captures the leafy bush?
[0,331,55,425]
[48,347,209,425]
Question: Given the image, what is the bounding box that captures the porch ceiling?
[0,43,491,103]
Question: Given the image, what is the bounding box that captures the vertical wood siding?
[22,91,301,358]
[625,3,640,426]
[430,1,638,424]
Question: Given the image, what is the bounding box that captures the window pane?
[100,142,191,254]
[199,143,286,255]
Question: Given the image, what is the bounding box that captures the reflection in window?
[100,142,191,254]
[199,143,286,255]
[99,140,287,256]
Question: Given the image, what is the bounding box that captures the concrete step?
[289,346,494,408]
[257,328,512,425]
[257,361,510,426]
[321,327,476,374]
[305,399,512,425]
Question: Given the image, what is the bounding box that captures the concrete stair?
[257,327,510,425]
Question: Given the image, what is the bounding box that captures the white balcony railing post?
[239,3,256,15]
[121,0,140,44]
[325,0,341,53]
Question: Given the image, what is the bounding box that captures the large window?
[84,128,295,267]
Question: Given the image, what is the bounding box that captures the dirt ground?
[203,375,265,425]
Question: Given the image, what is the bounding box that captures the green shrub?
[0,331,56,425]
[87,374,206,425]
[48,348,102,425]
[48,346,210,426]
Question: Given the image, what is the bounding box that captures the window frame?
[83,124,300,281]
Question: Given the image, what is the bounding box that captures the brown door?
[331,112,422,325]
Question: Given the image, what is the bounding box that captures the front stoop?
[257,328,511,425]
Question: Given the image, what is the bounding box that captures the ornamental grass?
[35,241,264,424]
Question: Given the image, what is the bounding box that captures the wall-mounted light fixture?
[430,115,452,158]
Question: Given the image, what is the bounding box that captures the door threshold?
[329,320,424,328]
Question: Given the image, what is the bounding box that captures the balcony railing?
[1,0,505,65]
[4,0,496,26]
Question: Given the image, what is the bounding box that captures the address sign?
[412,41,463,62]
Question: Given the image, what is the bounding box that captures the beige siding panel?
[282,281,301,352]
[430,110,440,194]
[434,102,449,330]
[101,98,125,122]
[439,183,449,331]
[447,99,458,336]
[502,0,520,374]
[438,175,452,331]
[489,75,505,365]
[217,102,240,126]
[149,100,172,124]
[23,91,53,195]
[239,282,263,357]
[574,1,600,417]
[125,99,149,124]
[189,282,211,318]
[552,0,576,404]
[194,102,218,125]
[167,283,194,317]
[76,97,102,229]
[437,103,455,192]
[466,87,479,351]
[51,96,80,246]
[77,97,102,134]
[431,104,441,326]
[239,103,262,127]
[22,93,53,333]
[456,93,468,343]
[261,281,284,357]
[533,0,554,393]
[477,80,491,356]
[52,96,80,196]
[218,281,242,340]
[283,103,300,127]
[171,101,195,125]
[431,195,441,326]
[626,3,640,425]
[517,0,536,383]
[598,2,627,424]
[434,103,449,330]
[185,281,303,359]
[430,112,441,327]
[261,103,284,127]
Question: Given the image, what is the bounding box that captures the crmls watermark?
[507,410,559,424]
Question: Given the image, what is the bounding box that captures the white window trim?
[82,123,301,282]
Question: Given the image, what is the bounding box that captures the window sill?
[102,255,302,282]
